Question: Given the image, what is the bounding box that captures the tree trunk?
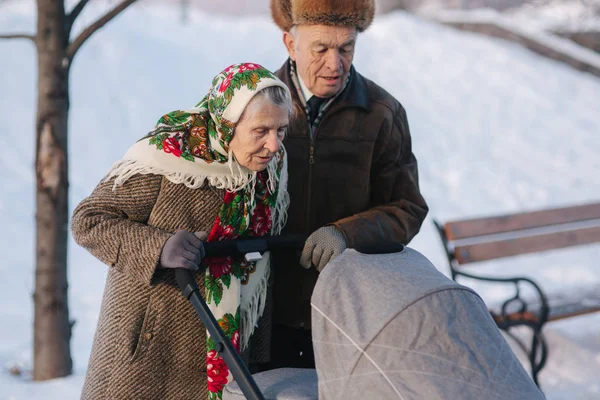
[33,0,72,380]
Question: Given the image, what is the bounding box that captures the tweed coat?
[72,173,230,400]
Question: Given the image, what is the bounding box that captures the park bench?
[433,202,600,386]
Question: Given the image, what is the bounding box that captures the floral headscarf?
[105,63,291,400]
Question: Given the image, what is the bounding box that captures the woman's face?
[229,96,289,171]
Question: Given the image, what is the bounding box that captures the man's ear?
[283,31,296,61]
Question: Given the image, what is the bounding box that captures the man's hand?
[160,230,208,271]
[300,226,347,272]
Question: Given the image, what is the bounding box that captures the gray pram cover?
[311,247,545,400]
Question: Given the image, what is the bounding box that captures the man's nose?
[324,49,341,72]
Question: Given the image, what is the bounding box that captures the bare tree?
[0,0,137,381]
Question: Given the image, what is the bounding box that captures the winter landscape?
[1,0,599,399]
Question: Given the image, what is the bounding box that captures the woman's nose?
[265,132,280,153]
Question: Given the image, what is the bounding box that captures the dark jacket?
[273,60,429,328]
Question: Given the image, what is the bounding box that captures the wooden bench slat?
[492,305,600,324]
[490,285,600,324]
[445,202,600,240]
[548,303,600,322]
[454,226,600,264]
[492,310,540,325]
[546,285,600,322]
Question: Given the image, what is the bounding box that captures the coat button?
[144,332,153,340]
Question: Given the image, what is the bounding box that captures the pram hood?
[311,247,545,400]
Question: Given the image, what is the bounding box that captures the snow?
[426,7,600,71]
[1,1,599,399]
[504,0,600,33]
[416,0,600,33]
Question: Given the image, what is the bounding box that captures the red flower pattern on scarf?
[250,202,272,236]
[231,330,240,353]
[238,63,260,73]
[208,257,232,279]
[162,137,182,157]
[223,191,236,205]
[214,224,234,241]
[207,217,235,242]
[219,72,234,93]
[206,350,229,393]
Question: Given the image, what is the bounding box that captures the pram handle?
[175,268,265,400]
[202,233,307,257]
[175,234,307,400]
[201,232,404,257]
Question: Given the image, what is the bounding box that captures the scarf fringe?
[227,150,258,195]
[104,159,256,191]
[240,256,271,351]
[269,150,289,235]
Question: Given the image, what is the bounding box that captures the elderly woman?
[72,63,292,400]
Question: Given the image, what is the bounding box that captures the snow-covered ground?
[1,1,599,399]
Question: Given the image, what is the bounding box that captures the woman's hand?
[160,230,208,271]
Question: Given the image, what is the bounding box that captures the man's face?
[284,24,357,98]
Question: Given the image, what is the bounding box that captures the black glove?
[160,230,207,271]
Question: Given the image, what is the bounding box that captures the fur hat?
[270,0,375,32]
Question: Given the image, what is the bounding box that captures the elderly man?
[267,0,429,369]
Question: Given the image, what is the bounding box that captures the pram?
[177,237,544,400]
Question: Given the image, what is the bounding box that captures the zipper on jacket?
[306,135,315,233]
[304,106,344,233]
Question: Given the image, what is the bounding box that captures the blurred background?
[1,0,599,398]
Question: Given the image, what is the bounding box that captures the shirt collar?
[297,73,314,101]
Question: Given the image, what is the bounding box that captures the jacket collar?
[275,59,369,112]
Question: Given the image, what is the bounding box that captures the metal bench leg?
[504,326,548,389]
[530,329,548,387]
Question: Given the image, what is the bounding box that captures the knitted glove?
[300,226,347,272]
[160,230,207,271]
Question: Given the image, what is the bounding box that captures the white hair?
[255,85,294,117]
[238,85,295,123]
[289,25,299,50]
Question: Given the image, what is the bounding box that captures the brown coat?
[272,60,429,328]
[72,174,225,400]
